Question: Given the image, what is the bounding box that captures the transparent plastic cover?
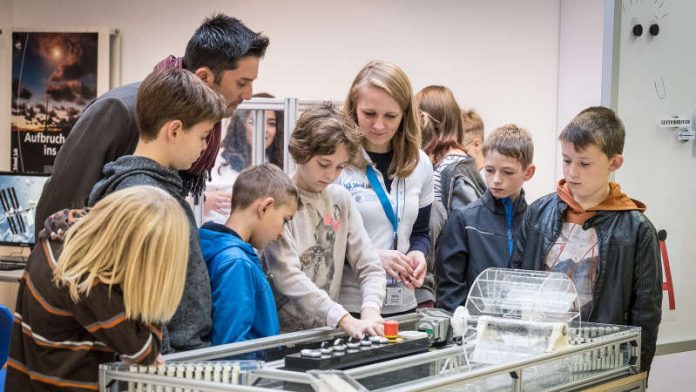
[464,268,580,323]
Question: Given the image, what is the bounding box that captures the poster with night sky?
[11,32,98,173]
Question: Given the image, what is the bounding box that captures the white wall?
[0,0,13,170]
[0,1,10,60]
[614,0,696,346]
[557,0,605,180]
[2,0,567,200]
[649,350,696,390]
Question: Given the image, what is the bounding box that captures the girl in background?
[8,186,189,391]
[205,92,284,223]
[337,60,433,314]
[416,85,486,306]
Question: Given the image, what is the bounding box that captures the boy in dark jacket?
[436,124,535,312]
[512,106,662,373]
[88,68,225,352]
[199,163,299,345]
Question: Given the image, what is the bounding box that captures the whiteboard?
[612,0,696,345]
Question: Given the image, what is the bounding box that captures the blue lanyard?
[365,165,398,249]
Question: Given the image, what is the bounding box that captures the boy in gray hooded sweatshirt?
[89,68,225,352]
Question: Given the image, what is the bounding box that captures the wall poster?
[10,29,112,173]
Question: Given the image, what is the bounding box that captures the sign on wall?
[10,29,112,174]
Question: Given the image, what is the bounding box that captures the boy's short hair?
[461,109,484,144]
[483,123,534,168]
[231,163,301,211]
[137,68,226,141]
[183,13,270,83]
[289,102,362,165]
[559,106,625,157]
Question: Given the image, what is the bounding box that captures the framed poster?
[9,28,113,173]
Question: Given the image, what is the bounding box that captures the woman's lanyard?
[366,164,402,290]
[365,165,398,250]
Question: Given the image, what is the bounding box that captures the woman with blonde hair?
[7,186,189,391]
[416,85,486,307]
[337,60,434,315]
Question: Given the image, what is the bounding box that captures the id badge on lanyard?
[384,230,403,307]
[365,165,403,307]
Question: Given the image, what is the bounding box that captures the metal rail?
[345,345,466,379]
[374,331,640,391]
[164,313,421,362]
[100,368,269,391]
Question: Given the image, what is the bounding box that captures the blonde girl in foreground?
[8,186,189,391]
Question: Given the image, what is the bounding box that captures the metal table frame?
[100,315,643,392]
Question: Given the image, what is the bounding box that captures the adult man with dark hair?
[35,14,269,245]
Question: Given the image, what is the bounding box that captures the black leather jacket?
[512,192,662,372]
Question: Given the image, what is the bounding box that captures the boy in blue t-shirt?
[199,163,300,344]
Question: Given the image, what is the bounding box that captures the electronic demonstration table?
[99,312,646,392]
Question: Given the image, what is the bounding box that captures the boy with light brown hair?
[437,124,534,312]
[88,68,226,352]
[513,106,662,373]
